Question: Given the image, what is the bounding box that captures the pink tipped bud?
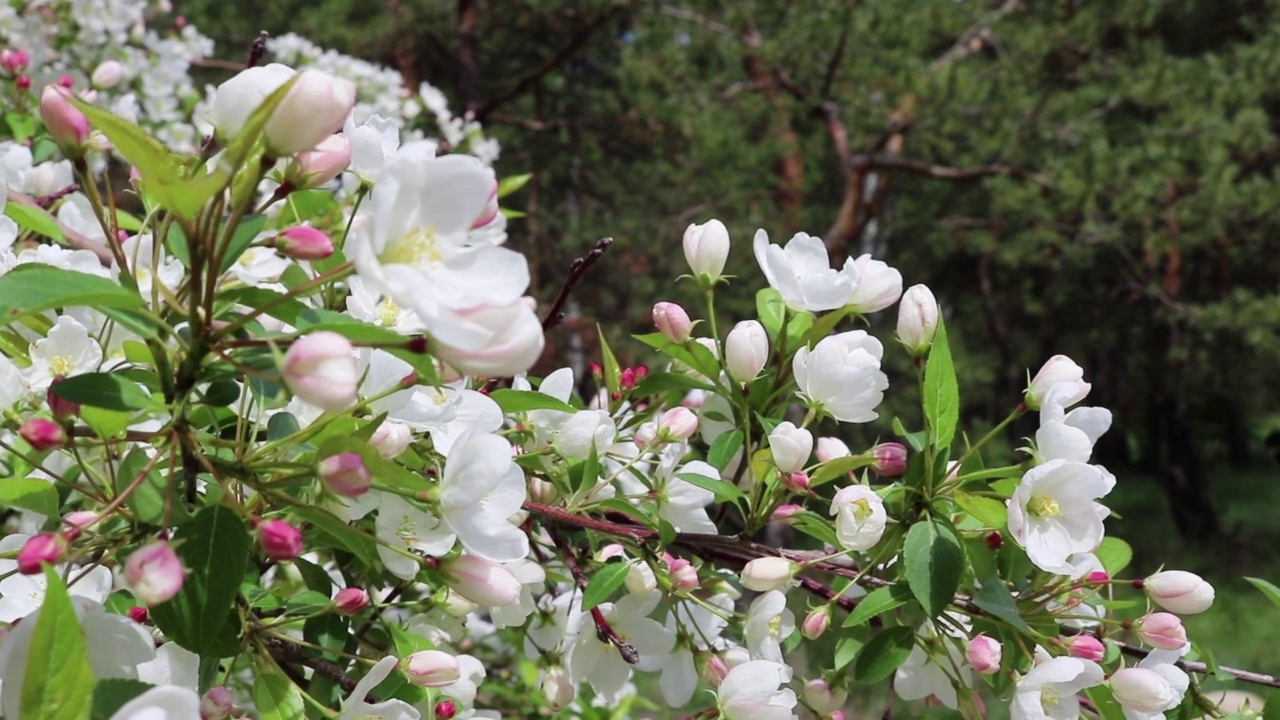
[273,226,334,261]
[333,587,370,615]
[652,302,693,343]
[985,531,1003,550]
[63,511,97,536]
[265,70,357,157]
[47,376,80,420]
[284,134,351,189]
[658,406,699,441]
[442,554,521,607]
[90,60,125,89]
[282,331,357,411]
[127,606,148,623]
[542,667,574,711]
[125,541,185,606]
[39,85,90,154]
[772,503,803,521]
[801,607,830,640]
[257,519,303,561]
[17,533,67,574]
[669,558,699,591]
[317,452,370,497]
[20,418,65,451]
[1063,635,1106,662]
[0,49,29,74]
[701,654,729,688]
[200,686,234,720]
[15,75,30,90]
[1134,612,1187,651]
[1143,570,1215,615]
[803,678,848,716]
[403,650,461,688]
[783,471,810,493]
[56,74,73,88]
[815,436,852,463]
[633,421,658,448]
[368,421,411,459]
[740,557,795,592]
[965,634,1002,674]
[434,700,458,720]
[871,442,908,477]
[1110,667,1177,714]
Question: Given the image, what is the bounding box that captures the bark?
[739,25,804,231]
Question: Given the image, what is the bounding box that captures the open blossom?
[1036,383,1113,464]
[846,254,902,313]
[753,229,859,311]
[792,330,888,423]
[339,656,420,720]
[894,619,973,709]
[439,432,528,562]
[1007,458,1114,574]
[1027,355,1090,410]
[717,660,797,720]
[767,422,812,474]
[744,590,795,665]
[830,485,887,551]
[1011,657,1104,720]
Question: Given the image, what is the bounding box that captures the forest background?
[175,0,1280,684]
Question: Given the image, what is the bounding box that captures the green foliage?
[0,266,143,322]
[22,566,95,720]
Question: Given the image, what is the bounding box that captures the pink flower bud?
[200,686,234,720]
[284,134,351,189]
[17,533,66,574]
[20,418,65,451]
[0,49,29,74]
[442,554,521,607]
[965,634,1002,674]
[15,75,30,90]
[652,302,692,343]
[740,557,795,592]
[368,421,411,459]
[1110,667,1177,713]
[701,654,729,688]
[1063,635,1105,662]
[1142,570,1214,615]
[282,331,357,411]
[984,531,1003,550]
[39,85,90,154]
[57,74,73,88]
[772,503,803,521]
[529,476,558,504]
[403,650,461,688]
[317,452,370,497]
[815,436,851,462]
[434,700,458,720]
[803,678,848,716]
[90,60,125,89]
[128,606,148,623]
[784,472,810,493]
[683,218,730,284]
[724,320,768,383]
[658,406,698,441]
[47,376,80,420]
[273,226,334,261]
[63,511,97,536]
[669,558,699,591]
[257,519,303,561]
[1134,612,1187,651]
[542,667,574,711]
[265,70,357,157]
[801,607,830,640]
[125,541,185,606]
[333,587,370,615]
[634,421,658,448]
[871,442,908,477]
[1086,570,1110,584]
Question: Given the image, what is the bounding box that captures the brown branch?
[457,0,480,114]
[547,523,640,664]
[542,237,612,331]
[473,2,630,120]
[1118,642,1280,689]
[847,154,1049,186]
[263,636,360,694]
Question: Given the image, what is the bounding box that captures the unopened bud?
[368,421,411,459]
[652,302,693,343]
[282,331,357,411]
[257,519,303,561]
[1063,635,1105,662]
[668,558,699,591]
[625,560,657,596]
[683,219,730,285]
[265,70,357,157]
[801,607,830,640]
[1110,667,1177,714]
[17,533,67,574]
[47,377,80,420]
[724,320,768,384]
[0,49,29,74]
[403,650,461,688]
[333,587,370,615]
[896,284,939,356]
[768,421,812,474]
[200,686,234,720]
[433,700,458,720]
[871,442,908,477]
[318,452,371,497]
[124,541,185,606]
[739,557,795,592]
[803,678,847,716]
[442,554,521,608]
[283,133,351,189]
[815,436,851,462]
[90,60,125,89]
[128,606,149,623]
[1142,570,1214,615]
[984,531,1003,550]
[1133,612,1187,651]
[784,472,810,493]
[39,85,90,155]
[772,503,803,521]
[20,418,65,451]
[965,635,1002,675]
[273,226,334,261]
[657,406,699,441]
[542,667,574,711]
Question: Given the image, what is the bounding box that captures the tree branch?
[847,154,1049,186]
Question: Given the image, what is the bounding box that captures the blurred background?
[178,0,1280,696]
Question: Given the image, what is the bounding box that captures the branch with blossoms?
[0,12,1278,720]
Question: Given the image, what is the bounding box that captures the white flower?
[344,114,402,185]
[1007,459,1114,574]
[846,254,902,313]
[108,687,202,719]
[567,594,674,705]
[346,276,425,333]
[212,63,296,141]
[553,409,617,460]
[1035,383,1113,464]
[767,422,812,474]
[1118,646,1190,720]
[653,454,718,534]
[830,485,887,551]
[135,642,199,689]
[894,617,973,710]
[718,660,797,720]
[792,330,888,423]
[1011,656,1105,720]
[339,657,421,720]
[439,432,528,562]
[743,590,795,665]
[433,298,545,378]
[753,229,859,311]
[23,315,103,390]
[374,493,457,580]
[1027,356,1090,410]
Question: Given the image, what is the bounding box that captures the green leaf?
[973,579,1031,632]
[809,456,872,486]
[756,288,786,342]
[891,417,926,453]
[0,266,143,322]
[50,372,150,412]
[634,332,719,379]
[497,173,532,197]
[1084,686,1129,720]
[253,674,305,720]
[292,505,379,567]
[581,561,631,611]
[707,429,744,472]
[1094,537,1133,576]
[1244,577,1280,610]
[853,626,916,683]
[89,679,154,720]
[22,565,95,720]
[80,406,132,439]
[1265,691,1280,720]
[489,388,575,414]
[923,316,959,449]
[903,518,964,618]
[790,510,841,548]
[842,584,915,628]
[217,215,268,274]
[676,471,744,504]
[115,448,186,527]
[598,325,622,400]
[0,478,59,516]
[149,505,251,657]
[954,492,1008,528]
[4,201,65,242]
[833,634,864,671]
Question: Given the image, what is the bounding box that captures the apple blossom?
[683,218,730,284]
[333,587,370,615]
[653,301,693,343]
[282,331,357,411]
[438,432,529,562]
[0,49,28,73]
[815,436,851,462]
[1133,612,1187,650]
[441,554,521,607]
[39,85,90,155]
[263,69,356,156]
[658,406,699,441]
[257,519,303,561]
[1026,355,1090,410]
[1110,667,1177,714]
[801,607,830,640]
[966,635,1002,675]
[792,330,888,423]
[1062,635,1105,662]
[724,320,769,383]
[744,590,795,664]
[318,452,371,497]
[542,666,575,711]
[124,541,185,606]
[404,650,461,688]
[339,656,420,719]
[16,533,66,574]
[1007,458,1114,574]
[90,60,125,89]
[1141,570,1215,615]
[767,421,812,474]
[717,660,797,720]
[753,229,859,311]
[894,620,974,709]
[1010,657,1104,720]
[201,686,234,719]
[369,421,412,458]
[830,485,887,551]
[896,284,939,354]
[740,557,796,592]
[19,418,65,451]
[846,253,903,313]
[803,678,847,716]
[283,133,352,189]
[871,442,908,477]
[273,225,334,260]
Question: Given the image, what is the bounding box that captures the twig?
[264,636,361,694]
[847,154,1050,187]
[246,31,270,69]
[541,237,612,331]
[1117,642,1280,689]
[547,523,639,664]
[33,184,80,207]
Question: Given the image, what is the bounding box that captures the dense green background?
[176,0,1280,679]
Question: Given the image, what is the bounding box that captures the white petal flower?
[375,493,457,579]
[23,315,104,390]
[1011,656,1105,720]
[339,656,421,720]
[1007,459,1113,574]
[743,590,795,666]
[846,253,903,313]
[718,660,797,720]
[792,330,888,423]
[439,433,528,562]
[108,686,201,719]
[830,485,887,551]
[753,229,859,311]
